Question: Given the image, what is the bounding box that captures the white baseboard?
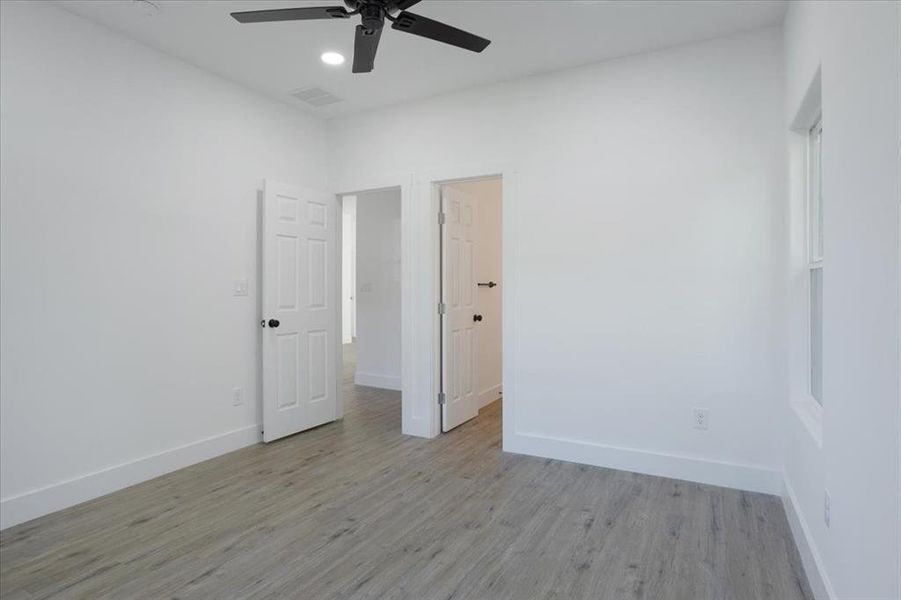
[782,477,836,600]
[504,431,782,495]
[0,425,261,530]
[478,384,502,409]
[354,371,402,391]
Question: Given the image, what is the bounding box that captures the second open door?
[441,185,479,432]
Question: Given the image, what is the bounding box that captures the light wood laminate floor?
[1,345,812,599]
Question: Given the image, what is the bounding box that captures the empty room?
[0,1,898,599]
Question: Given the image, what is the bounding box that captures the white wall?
[353,188,402,390]
[782,2,901,599]
[0,1,328,528]
[328,28,787,493]
[449,179,503,409]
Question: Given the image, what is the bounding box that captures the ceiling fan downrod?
[357,3,385,35]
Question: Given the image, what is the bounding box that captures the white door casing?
[441,185,478,432]
[262,180,338,442]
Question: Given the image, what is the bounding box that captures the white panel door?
[262,180,337,442]
[442,185,478,432]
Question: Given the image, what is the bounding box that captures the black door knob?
[473,314,483,322]
[268,319,280,328]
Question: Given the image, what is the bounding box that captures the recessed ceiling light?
[320,52,345,66]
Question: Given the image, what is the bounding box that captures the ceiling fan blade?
[352,25,382,73]
[393,0,422,10]
[231,6,350,23]
[391,11,490,53]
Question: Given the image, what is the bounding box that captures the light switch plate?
[233,279,249,296]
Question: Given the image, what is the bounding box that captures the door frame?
[331,163,517,441]
[426,163,517,441]
[331,172,414,433]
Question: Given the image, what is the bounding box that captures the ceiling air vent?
[289,87,343,107]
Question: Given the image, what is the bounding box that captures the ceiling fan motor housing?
[360,4,384,33]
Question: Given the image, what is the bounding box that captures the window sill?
[791,395,823,449]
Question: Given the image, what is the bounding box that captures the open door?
[261,180,338,442]
[441,185,479,432]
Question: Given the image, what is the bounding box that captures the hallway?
[0,348,811,599]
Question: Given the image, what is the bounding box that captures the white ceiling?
[57,0,786,118]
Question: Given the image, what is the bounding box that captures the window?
[807,117,823,404]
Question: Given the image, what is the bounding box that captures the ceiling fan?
[230,1,491,73]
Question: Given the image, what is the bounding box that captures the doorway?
[339,188,403,405]
[330,167,511,440]
[439,177,503,432]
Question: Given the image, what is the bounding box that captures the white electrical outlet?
[692,408,709,430]
[232,387,244,407]
[233,279,249,297]
[824,490,831,527]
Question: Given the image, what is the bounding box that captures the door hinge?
[438,212,446,225]
[438,392,446,405]
[438,302,446,315]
